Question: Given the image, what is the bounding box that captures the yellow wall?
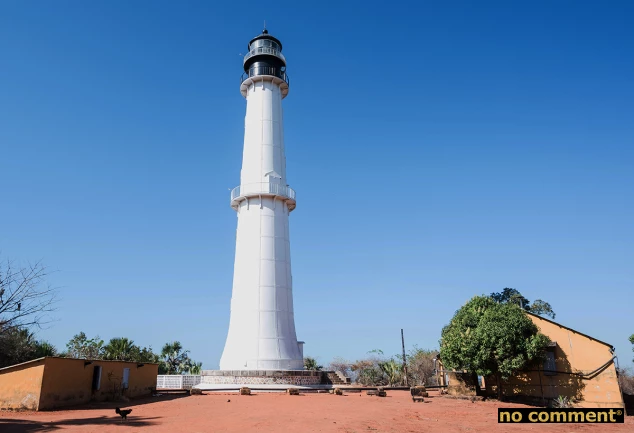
[500,314,623,408]
[0,359,45,410]
[39,358,158,410]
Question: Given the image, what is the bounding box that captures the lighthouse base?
[197,369,323,386]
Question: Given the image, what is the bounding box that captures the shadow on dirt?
[0,416,161,432]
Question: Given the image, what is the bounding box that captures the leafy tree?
[65,332,104,359]
[159,341,191,374]
[490,288,556,319]
[440,295,550,399]
[630,334,634,363]
[0,259,57,335]
[304,356,323,371]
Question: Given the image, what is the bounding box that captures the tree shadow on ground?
[0,416,161,432]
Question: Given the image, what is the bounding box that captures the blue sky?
[1,0,632,369]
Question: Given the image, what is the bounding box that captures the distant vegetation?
[303,356,322,371]
[0,327,57,368]
[0,328,202,374]
[326,347,438,387]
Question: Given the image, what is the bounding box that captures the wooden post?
[401,329,409,386]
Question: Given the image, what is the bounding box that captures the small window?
[122,368,130,389]
[543,352,556,376]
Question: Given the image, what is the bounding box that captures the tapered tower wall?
[219,30,302,371]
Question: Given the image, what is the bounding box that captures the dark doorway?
[91,365,102,391]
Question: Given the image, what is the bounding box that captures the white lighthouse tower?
[219,29,303,371]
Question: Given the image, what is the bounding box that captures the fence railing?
[243,46,286,64]
[230,183,296,201]
[241,67,289,86]
[156,375,201,390]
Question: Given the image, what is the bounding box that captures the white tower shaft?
[220,51,302,370]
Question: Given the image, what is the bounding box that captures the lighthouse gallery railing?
[241,67,289,86]
[243,46,286,64]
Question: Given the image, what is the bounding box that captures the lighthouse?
[219,29,303,371]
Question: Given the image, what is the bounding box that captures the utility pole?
[401,329,409,387]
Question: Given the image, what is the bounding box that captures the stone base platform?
[193,383,334,392]
[197,369,324,387]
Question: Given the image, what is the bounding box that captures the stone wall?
[200,370,323,385]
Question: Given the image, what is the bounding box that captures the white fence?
[156,375,202,390]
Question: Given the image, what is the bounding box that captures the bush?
[618,368,634,395]
[407,347,438,386]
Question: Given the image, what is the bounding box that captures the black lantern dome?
[242,29,288,86]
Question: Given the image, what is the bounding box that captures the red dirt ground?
[0,390,631,432]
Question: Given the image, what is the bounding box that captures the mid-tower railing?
[230,182,296,211]
[243,46,286,65]
[230,183,296,201]
[241,67,289,85]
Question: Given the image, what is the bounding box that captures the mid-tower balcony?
[230,182,296,211]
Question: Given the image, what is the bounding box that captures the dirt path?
[0,390,631,432]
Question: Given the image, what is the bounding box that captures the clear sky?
[1,1,632,369]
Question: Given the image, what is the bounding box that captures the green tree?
[630,334,634,363]
[378,358,403,386]
[159,341,191,374]
[185,360,203,375]
[33,340,57,358]
[490,288,556,319]
[136,346,159,364]
[0,327,57,367]
[0,327,35,367]
[304,356,323,371]
[65,332,104,359]
[440,296,550,399]
[104,337,137,361]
